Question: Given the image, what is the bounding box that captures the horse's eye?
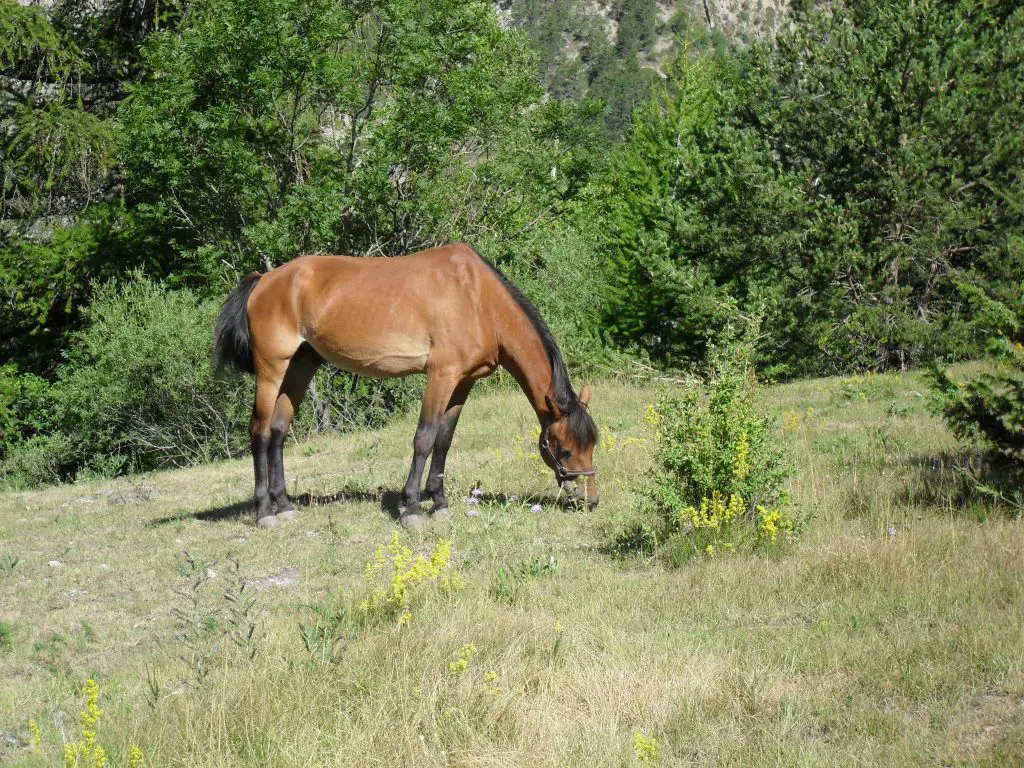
[559,449,572,460]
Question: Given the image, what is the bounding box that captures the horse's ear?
[579,385,592,409]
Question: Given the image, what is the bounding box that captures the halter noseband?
[540,425,597,482]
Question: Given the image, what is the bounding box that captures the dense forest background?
[2,0,1022,485]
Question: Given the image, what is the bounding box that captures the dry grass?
[1,371,1022,766]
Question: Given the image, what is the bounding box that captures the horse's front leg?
[425,380,474,517]
[401,372,459,530]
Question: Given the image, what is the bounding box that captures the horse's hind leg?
[251,363,287,527]
[267,346,321,520]
[425,379,474,516]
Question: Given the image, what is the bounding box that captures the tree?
[597,55,851,372]
[752,0,1024,369]
[117,0,541,283]
[598,0,1024,374]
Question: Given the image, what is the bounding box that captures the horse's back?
[246,245,500,378]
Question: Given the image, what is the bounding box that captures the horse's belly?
[310,336,430,378]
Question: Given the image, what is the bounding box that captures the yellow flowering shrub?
[57,679,143,768]
[360,532,463,624]
[28,719,41,751]
[632,731,661,762]
[448,643,477,674]
[641,337,801,563]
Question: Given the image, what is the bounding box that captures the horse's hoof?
[276,509,301,522]
[432,506,451,519]
[256,515,280,529]
[400,513,426,531]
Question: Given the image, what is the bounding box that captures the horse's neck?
[497,312,556,424]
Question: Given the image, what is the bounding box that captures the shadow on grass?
[600,521,661,560]
[899,449,1023,519]
[149,484,571,526]
[148,484,393,526]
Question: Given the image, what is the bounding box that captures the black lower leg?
[402,419,439,515]
[267,427,292,511]
[425,382,471,511]
[426,417,458,510]
[251,432,272,521]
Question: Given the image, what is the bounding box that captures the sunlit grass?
[1,371,1022,765]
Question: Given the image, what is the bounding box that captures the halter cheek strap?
[540,426,597,481]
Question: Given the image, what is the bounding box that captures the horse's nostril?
[588,499,599,510]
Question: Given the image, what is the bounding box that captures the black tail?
[213,272,261,374]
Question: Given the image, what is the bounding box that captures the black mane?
[472,248,598,447]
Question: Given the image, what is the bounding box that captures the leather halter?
[540,425,597,482]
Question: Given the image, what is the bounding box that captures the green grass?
[1,371,1022,766]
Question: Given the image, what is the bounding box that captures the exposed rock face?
[698,0,790,39]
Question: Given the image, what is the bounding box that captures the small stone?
[47,560,62,568]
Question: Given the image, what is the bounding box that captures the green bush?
[297,368,423,439]
[2,275,253,486]
[643,332,799,563]
[931,337,1024,465]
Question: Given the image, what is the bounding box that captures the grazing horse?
[213,243,599,529]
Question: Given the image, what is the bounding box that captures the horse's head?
[541,385,599,508]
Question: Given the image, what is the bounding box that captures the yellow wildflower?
[632,731,661,762]
[28,719,41,751]
[449,643,478,674]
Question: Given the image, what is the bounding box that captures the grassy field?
[1,371,1022,766]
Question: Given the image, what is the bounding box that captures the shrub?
[931,334,1024,465]
[1,275,253,485]
[359,532,463,626]
[643,333,799,562]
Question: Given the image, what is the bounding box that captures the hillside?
[1,371,1022,765]
[502,0,789,136]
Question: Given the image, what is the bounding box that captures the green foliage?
[0,0,113,226]
[488,552,557,605]
[598,54,850,371]
[1,275,253,486]
[931,314,1024,464]
[0,2,124,374]
[506,0,666,139]
[643,332,798,562]
[600,1,1024,374]
[118,0,541,279]
[752,0,1024,369]
[298,599,350,666]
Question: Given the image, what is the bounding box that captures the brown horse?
[213,243,598,529]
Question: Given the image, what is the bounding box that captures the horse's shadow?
[148,486,396,526]
[149,486,570,526]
